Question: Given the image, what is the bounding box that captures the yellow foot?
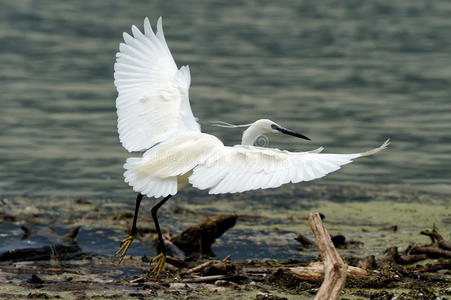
[115,235,134,263]
[151,253,166,278]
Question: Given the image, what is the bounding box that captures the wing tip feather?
[360,138,391,157]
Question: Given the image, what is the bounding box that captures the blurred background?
[0,1,450,259]
[1,0,451,198]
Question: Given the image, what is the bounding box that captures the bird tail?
[359,139,391,157]
[123,157,177,198]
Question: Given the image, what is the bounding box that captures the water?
[1,0,451,200]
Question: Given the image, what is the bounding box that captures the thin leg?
[151,195,172,277]
[115,193,143,262]
[151,195,172,254]
[131,193,143,235]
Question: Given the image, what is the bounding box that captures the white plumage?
[190,140,389,194]
[114,17,389,198]
[115,17,200,152]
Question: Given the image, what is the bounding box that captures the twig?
[182,274,244,283]
[186,261,214,274]
[308,212,348,300]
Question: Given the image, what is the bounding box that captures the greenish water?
[0,0,450,261]
[1,1,451,199]
[0,185,449,260]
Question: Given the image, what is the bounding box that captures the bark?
[308,212,348,300]
[289,261,367,282]
[171,214,238,255]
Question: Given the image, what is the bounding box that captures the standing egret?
[113,17,389,277]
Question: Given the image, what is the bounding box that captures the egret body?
[113,17,389,276]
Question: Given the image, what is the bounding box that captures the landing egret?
[113,17,389,276]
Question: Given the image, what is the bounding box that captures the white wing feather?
[114,17,200,152]
[123,132,223,198]
[190,140,390,194]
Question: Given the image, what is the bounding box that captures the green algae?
[0,184,450,299]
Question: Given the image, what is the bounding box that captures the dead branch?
[182,274,244,283]
[186,261,214,274]
[0,244,83,262]
[309,212,348,300]
[384,246,428,265]
[172,214,238,256]
[289,261,367,282]
[409,245,451,259]
[420,229,451,251]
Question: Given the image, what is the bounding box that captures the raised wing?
[114,17,200,152]
[190,140,390,194]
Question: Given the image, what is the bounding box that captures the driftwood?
[171,214,238,255]
[165,256,188,268]
[162,236,186,261]
[309,212,348,300]
[289,261,367,281]
[186,261,214,274]
[290,213,355,300]
[408,245,451,258]
[384,246,428,265]
[186,255,234,275]
[382,228,451,266]
[0,226,83,262]
[0,244,83,262]
[420,229,451,251]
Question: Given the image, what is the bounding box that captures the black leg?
[115,193,144,262]
[130,193,143,235]
[151,195,172,254]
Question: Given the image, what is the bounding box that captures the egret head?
[211,119,310,146]
[250,119,310,139]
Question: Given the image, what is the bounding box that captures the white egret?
[113,17,389,276]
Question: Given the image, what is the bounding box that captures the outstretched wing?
[190,140,389,194]
[114,17,200,152]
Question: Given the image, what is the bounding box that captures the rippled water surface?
[1,0,451,199]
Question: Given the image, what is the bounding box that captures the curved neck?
[241,125,264,146]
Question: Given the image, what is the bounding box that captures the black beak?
[271,124,311,141]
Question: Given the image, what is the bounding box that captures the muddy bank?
[0,184,450,299]
[0,239,450,299]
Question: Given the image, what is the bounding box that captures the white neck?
[241,125,265,146]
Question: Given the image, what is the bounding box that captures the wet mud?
[0,184,450,299]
